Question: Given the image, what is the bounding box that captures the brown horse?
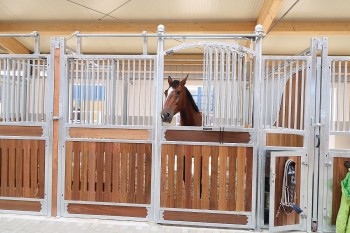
[161,75,202,126]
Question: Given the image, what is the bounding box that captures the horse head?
[161,75,188,123]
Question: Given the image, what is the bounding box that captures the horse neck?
[179,101,202,126]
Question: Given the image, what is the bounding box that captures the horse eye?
[164,90,168,97]
[176,90,180,95]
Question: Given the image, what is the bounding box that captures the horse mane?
[185,87,200,113]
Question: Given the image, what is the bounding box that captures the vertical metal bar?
[148,59,152,126]
[331,60,335,131]
[91,59,96,124]
[96,59,101,124]
[132,59,136,125]
[101,59,106,124]
[36,59,40,122]
[237,54,242,126]
[242,53,247,127]
[115,59,120,125]
[231,51,237,126]
[85,59,90,124]
[264,60,269,128]
[300,60,305,130]
[125,59,130,125]
[143,59,147,126]
[31,59,36,122]
[276,60,281,128]
[10,59,15,121]
[0,59,3,121]
[4,59,9,121]
[16,59,21,121]
[25,59,30,122]
[213,47,218,126]
[111,60,117,125]
[270,60,275,128]
[282,60,287,128]
[337,61,341,131]
[343,61,347,131]
[68,60,73,123]
[219,47,224,126]
[138,59,141,125]
[345,61,349,131]
[225,48,230,126]
[294,60,300,129]
[106,59,110,125]
[288,60,293,129]
[249,55,254,127]
[73,59,78,123]
[80,59,84,124]
[121,60,125,125]
[21,59,26,122]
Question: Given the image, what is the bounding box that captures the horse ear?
[168,76,173,85]
[180,74,189,86]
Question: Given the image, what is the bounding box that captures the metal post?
[33,31,40,54]
[254,24,264,230]
[153,24,165,222]
[143,31,148,55]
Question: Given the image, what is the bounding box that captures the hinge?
[325,161,332,167]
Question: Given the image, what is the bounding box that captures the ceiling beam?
[257,0,283,33]
[0,38,30,54]
[0,21,350,36]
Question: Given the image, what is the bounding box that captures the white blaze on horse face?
[165,87,175,101]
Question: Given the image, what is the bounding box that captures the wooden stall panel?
[273,156,301,227]
[0,139,45,199]
[160,144,253,212]
[65,141,152,204]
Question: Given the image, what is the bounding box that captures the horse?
[161,75,202,126]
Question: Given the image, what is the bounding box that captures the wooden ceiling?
[0,0,349,55]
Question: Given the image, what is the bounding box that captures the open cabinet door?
[269,151,308,232]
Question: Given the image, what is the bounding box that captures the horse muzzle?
[161,111,173,123]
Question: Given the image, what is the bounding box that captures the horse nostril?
[166,112,170,117]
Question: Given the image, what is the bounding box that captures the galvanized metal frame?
[0,34,53,216]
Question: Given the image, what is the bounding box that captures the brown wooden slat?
[161,145,168,207]
[163,211,248,225]
[104,143,113,202]
[8,140,16,197]
[23,140,31,198]
[201,146,210,209]
[144,144,152,204]
[69,128,150,140]
[96,142,104,202]
[167,145,175,208]
[164,130,250,143]
[0,200,41,212]
[15,140,23,197]
[80,142,89,201]
[111,143,121,203]
[87,142,96,201]
[128,144,136,203]
[184,146,192,209]
[0,126,43,137]
[210,147,218,210]
[218,146,227,211]
[236,147,245,211]
[193,146,201,209]
[136,144,145,204]
[37,141,45,198]
[245,147,253,211]
[64,141,73,200]
[266,133,304,147]
[120,144,129,203]
[67,204,148,218]
[176,145,184,208]
[72,142,81,200]
[227,147,237,211]
[0,140,9,196]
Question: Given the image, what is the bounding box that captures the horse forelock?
[170,80,180,88]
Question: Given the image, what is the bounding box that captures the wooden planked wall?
[65,141,152,204]
[0,139,45,199]
[160,144,253,211]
